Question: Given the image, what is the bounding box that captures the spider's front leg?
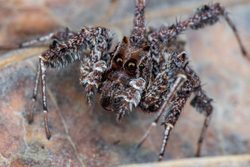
[155,3,248,59]
[81,59,108,104]
[159,94,187,161]
[130,0,146,47]
[80,27,113,104]
[138,52,211,160]
[157,78,196,160]
[158,54,213,160]
[137,71,187,150]
[30,27,113,139]
[27,28,77,123]
[137,72,187,154]
[159,84,213,159]
[28,57,52,139]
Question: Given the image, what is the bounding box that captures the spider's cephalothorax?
[99,36,150,120]
[11,0,248,161]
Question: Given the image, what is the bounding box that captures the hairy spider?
[8,0,248,161]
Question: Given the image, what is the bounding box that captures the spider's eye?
[139,64,144,68]
[114,56,123,66]
[125,60,137,73]
[177,52,186,61]
[127,62,136,70]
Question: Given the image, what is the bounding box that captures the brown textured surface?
[121,154,250,167]
[0,0,250,167]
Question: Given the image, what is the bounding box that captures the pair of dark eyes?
[114,56,137,72]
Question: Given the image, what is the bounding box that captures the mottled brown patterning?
[4,0,248,161]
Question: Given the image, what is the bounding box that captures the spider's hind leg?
[29,58,52,139]
[19,27,75,48]
[190,87,213,157]
[0,28,75,51]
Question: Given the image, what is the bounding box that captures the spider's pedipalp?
[115,77,146,120]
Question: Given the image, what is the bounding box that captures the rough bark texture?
[0,0,250,167]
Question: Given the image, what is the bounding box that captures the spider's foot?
[195,151,201,157]
[195,145,202,157]
[134,141,144,152]
[44,110,51,140]
[134,121,157,154]
[158,154,163,161]
[27,98,36,124]
[241,47,247,56]
[45,128,51,140]
[27,112,34,124]
[242,49,250,61]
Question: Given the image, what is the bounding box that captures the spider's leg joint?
[177,73,187,81]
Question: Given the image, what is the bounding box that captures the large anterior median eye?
[127,62,136,70]
[125,59,137,74]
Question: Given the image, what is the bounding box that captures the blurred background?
[0,0,250,167]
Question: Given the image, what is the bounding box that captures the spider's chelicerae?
[12,0,248,161]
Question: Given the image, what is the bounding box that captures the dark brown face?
[111,36,145,77]
[100,36,149,112]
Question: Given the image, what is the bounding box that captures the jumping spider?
[6,0,248,161]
